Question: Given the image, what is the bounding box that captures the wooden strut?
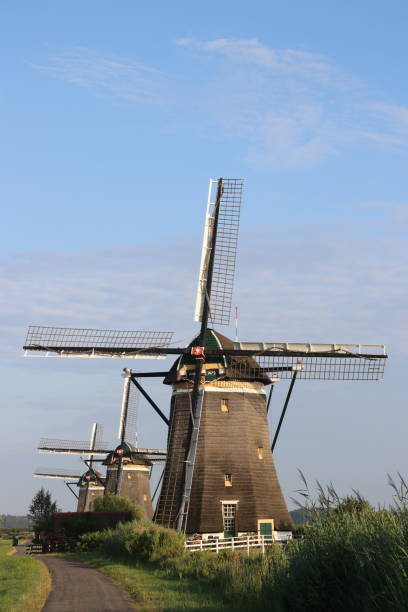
[271,372,298,453]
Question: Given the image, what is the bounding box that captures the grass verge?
[0,539,14,556]
[0,544,51,612]
[72,552,237,611]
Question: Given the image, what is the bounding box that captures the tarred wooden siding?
[155,388,293,533]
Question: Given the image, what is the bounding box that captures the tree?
[92,494,143,521]
[28,488,58,536]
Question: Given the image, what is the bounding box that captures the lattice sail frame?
[194,178,242,326]
[37,438,109,454]
[228,342,387,381]
[34,467,83,480]
[24,326,174,359]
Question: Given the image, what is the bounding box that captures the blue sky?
[1,1,407,513]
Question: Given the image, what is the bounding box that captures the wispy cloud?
[176,37,408,166]
[1,213,406,359]
[32,47,166,104]
[32,41,408,166]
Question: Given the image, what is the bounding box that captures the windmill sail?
[34,467,83,480]
[228,342,387,381]
[37,438,166,457]
[37,437,109,454]
[194,179,242,326]
[23,326,174,358]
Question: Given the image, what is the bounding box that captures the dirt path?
[15,547,135,612]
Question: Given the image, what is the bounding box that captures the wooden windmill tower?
[24,178,388,538]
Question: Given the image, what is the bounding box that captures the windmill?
[24,178,388,539]
[35,423,106,511]
[36,374,167,518]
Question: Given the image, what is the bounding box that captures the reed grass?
[77,474,408,611]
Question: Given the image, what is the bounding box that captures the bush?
[126,525,185,562]
[92,495,144,521]
[78,521,138,555]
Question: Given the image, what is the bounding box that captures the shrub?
[78,521,138,554]
[126,525,185,562]
[92,495,144,521]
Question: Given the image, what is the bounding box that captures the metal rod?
[152,467,165,503]
[129,372,168,378]
[271,372,298,453]
[266,385,274,414]
[130,376,169,426]
[65,481,79,500]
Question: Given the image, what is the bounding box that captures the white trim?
[107,465,150,472]
[173,387,265,396]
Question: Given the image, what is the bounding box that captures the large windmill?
[24,178,387,539]
[36,373,167,518]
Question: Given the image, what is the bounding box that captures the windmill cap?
[163,329,272,385]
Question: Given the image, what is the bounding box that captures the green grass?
[0,544,51,612]
[73,552,237,611]
[0,539,13,557]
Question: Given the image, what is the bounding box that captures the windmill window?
[222,503,237,537]
[223,504,236,518]
[224,473,232,487]
[143,494,147,502]
[221,398,229,412]
[258,447,264,460]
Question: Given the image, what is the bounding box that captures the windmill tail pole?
[271,371,298,453]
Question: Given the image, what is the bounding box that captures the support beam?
[65,481,79,500]
[152,468,165,504]
[130,376,169,426]
[266,385,274,414]
[130,372,168,378]
[271,372,298,453]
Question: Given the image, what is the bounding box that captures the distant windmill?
[25,178,388,539]
[35,423,106,511]
[37,374,167,518]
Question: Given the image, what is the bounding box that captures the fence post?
[261,535,265,555]
[232,537,235,551]
[216,539,219,554]
[200,539,203,551]
[247,536,250,556]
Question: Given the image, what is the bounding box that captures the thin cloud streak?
[177,37,408,166]
[32,41,408,166]
[32,48,166,104]
[1,217,405,359]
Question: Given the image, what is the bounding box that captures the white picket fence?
[185,534,287,554]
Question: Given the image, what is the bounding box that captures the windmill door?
[223,503,237,538]
[258,519,274,540]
